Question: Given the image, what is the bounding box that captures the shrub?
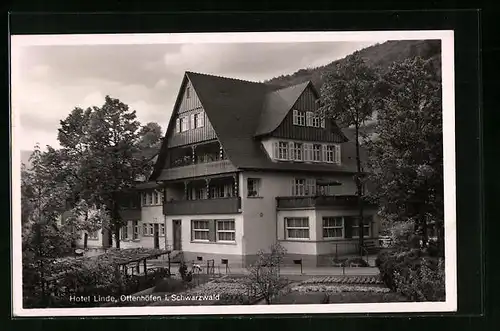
[376,249,445,301]
[345,257,370,267]
[394,258,445,301]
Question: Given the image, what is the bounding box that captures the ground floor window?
[121,225,129,240]
[352,216,372,238]
[192,220,210,241]
[285,217,310,239]
[191,219,236,243]
[133,221,140,240]
[322,217,344,239]
[216,220,235,242]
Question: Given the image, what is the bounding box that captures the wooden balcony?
[276,195,372,209]
[158,159,237,181]
[163,197,242,215]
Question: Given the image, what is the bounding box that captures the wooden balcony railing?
[163,197,241,215]
[276,195,371,209]
[158,159,237,181]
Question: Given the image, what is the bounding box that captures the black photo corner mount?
[7,8,486,331]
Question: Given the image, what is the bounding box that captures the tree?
[64,200,111,249]
[56,96,161,248]
[318,52,380,253]
[365,57,443,253]
[21,145,80,304]
[246,242,287,304]
[137,122,163,150]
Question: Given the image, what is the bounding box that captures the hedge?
[375,248,445,301]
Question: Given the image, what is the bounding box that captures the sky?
[12,37,378,151]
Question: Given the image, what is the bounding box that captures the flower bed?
[150,276,262,306]
[291,284,390,293]
[301,276,382,285]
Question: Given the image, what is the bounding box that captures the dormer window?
[293,109,306,126]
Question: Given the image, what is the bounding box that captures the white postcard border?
[10,30,457,317]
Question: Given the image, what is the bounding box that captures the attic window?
[186,86,191,99]
[293,109,306,126]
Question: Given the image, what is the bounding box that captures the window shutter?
[291,178,296,196]
[175,118,180,133]
[208,220,216,242]
[306,112,313,126]
[288,142,294,160]
[335,144,341,164]
[199,112,205,127]
[190,113,195,129]
[293,109,298,125]
[320,117,326,128]
[273,141,279,159]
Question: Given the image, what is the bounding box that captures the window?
[180,117,189,132]
[305,111,321,127]
[320,117,326,128]
[322,217,344,239]
[147,192,153,205]
[305,178,316,196]
[325,145,335,163]
[278,141,289,160]
[324,144,341,164]
[153,191,159,205]
[193,112,204,128]
[88,230,99,240]
[142,223,154,236]
[192,220,209,241]
[293,178,306,196]
[142,193,147,206]
[247,178,261,197]
[292,109,306,126]
[186,85,191,99]
[285,217,310,239]
[352,216,372,238]
[160,191,165,204]
[133,221,140,240]
[210,185,225,199]
[312,115,321,128]
[121,226,128,240]
[293,142,303,161]
[160,224,165,237]
[217,220,235,242]
[313,144,322,161]
[317,184,338,196]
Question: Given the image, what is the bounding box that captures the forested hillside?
[264,39,442,142]
[265,40,441,91]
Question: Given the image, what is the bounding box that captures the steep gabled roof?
[254,81,311,137]
[150,72,359,181]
